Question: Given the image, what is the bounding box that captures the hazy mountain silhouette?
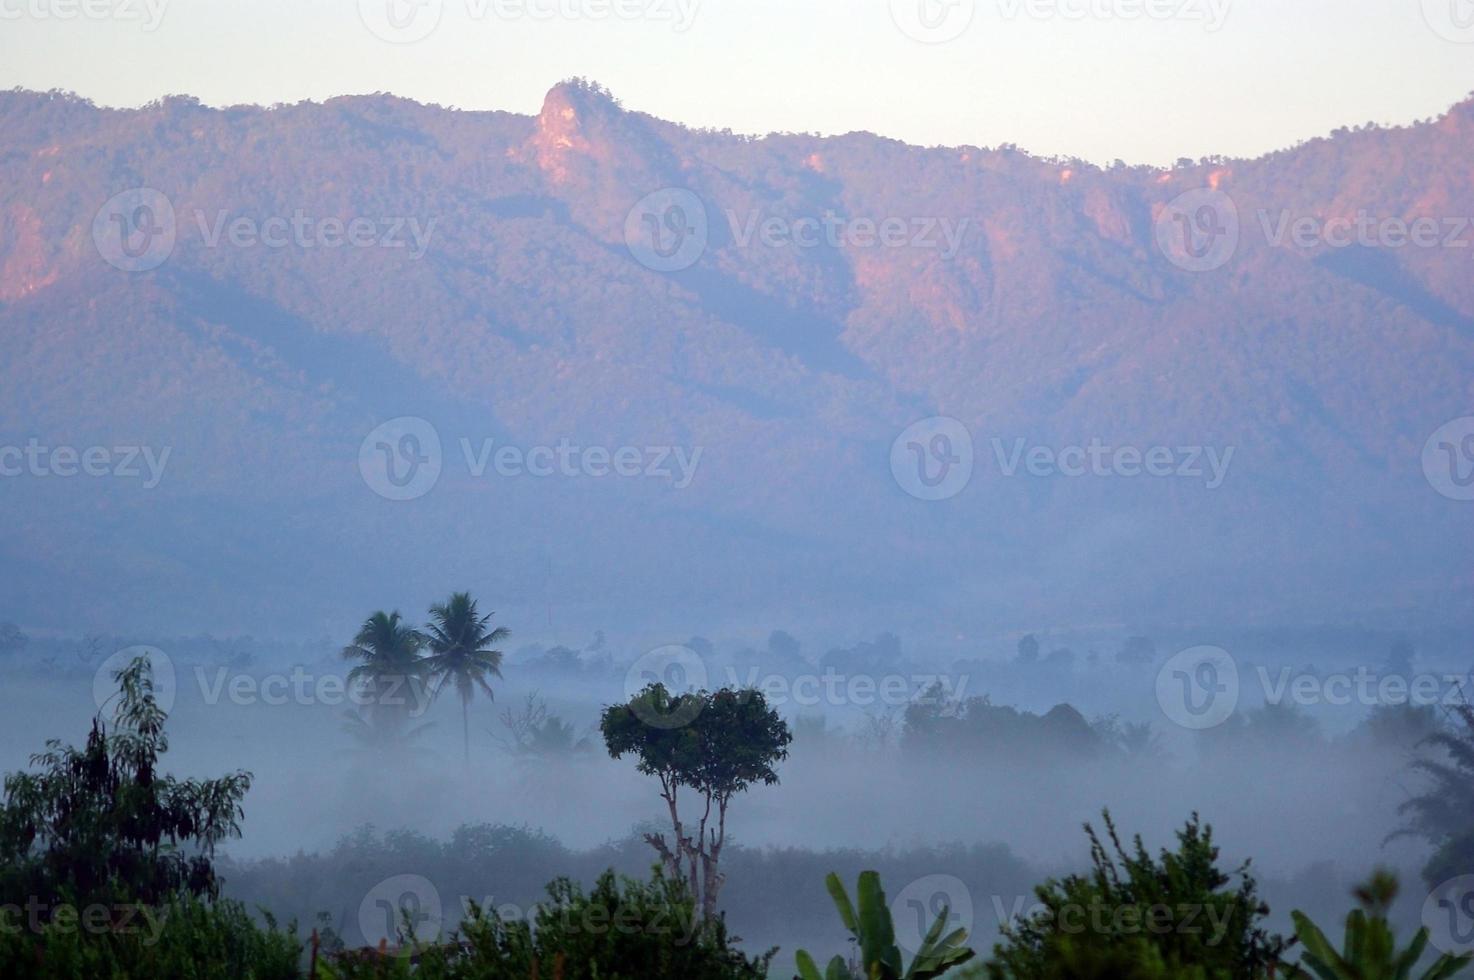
[1,81,1471,640]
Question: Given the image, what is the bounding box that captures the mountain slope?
[1,82,1471,640]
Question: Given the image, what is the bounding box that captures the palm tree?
[1393,697,1474,885]
[423,592,509,765]
[341,611,429,737]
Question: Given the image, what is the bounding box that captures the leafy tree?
[1394,699,1474,886]
[0,656,253,913]
[1287,870,1472,979]
[496,693,591,758]
[423,592,510,765]
[601,684,791,920]
[1016,635,1040,664]
[0,621,27,655]
[796,871,975,980]
[341,610,430,745]
[987,812,1285,980]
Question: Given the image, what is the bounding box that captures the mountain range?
[1,80,1471,644]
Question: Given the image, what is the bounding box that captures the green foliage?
[1394,700,1474,887]
[601,684,791,918]
[0,895,301,980]
[422,592,510,764]
[319,868,772,980]
[340,610,434,755]
[987,812,1284,980]
[0,655,253,913]
[795,870,975,980]
[1287,871,1473,980]
[901,686,1105,761]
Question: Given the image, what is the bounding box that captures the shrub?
[0,895,301,980]
[986,812,1284,980]
[321,867,773,980]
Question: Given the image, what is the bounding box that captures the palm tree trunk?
[461,697,470,766]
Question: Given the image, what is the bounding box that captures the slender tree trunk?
[461,696,470,766]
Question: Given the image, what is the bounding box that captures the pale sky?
[1,0,1472,164]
